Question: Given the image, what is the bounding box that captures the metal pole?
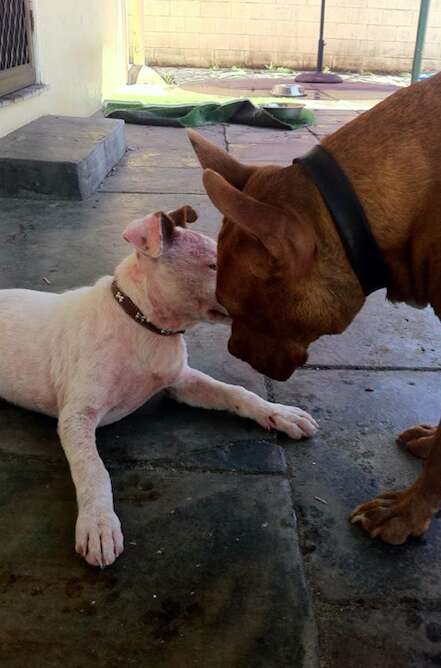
[411,0,431,84]
[295,0,342,84]
[316,0,326,73]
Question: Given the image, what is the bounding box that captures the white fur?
[0,216,318,567]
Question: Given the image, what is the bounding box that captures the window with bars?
[0,0,35,97]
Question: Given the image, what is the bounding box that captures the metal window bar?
[0,0,35,97]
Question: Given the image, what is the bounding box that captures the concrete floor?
[156,66,409,112]
[1,114,441,667]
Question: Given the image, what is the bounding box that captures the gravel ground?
[155,66,411,88]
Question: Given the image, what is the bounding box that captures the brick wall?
[139,0,441,73]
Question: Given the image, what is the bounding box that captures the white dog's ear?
[168,205,198,228]
[122,212,175,258]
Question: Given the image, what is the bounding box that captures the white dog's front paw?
[259,403,318,440]
[75,511,124,568]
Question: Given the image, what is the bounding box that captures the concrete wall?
[142,0,441,73]
[0,0,128,138]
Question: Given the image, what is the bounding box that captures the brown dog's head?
[188,130,365,381]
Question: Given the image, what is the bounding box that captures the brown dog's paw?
[397,424,437,459]
[350,486,434,545]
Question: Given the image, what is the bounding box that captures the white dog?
[0,205,318,567]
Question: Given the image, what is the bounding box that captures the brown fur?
[188,72,441,545]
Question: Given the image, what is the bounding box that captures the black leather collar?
[294,145,388,296]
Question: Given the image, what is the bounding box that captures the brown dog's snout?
[228,320,307,381]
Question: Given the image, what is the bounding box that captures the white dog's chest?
[99,374,173,426]
[97,340,185,426]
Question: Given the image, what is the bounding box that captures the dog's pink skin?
[0,214,318,568]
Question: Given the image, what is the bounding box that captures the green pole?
[411,0,431,83]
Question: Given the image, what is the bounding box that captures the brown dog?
[188,71,441,546]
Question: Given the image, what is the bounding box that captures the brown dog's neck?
[320,78,441,315]
[283,158,439,338]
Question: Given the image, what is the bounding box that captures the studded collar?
[111,280,185,336]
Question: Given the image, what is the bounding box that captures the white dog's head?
[122,205,230,328]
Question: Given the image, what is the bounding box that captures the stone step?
[0,115,126,199]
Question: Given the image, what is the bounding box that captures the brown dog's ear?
[203,169,283,256]
[167,205,198,228]
[187,129,255,189]
[203,169,315,272]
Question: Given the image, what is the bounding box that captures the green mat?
[103,98,314,131]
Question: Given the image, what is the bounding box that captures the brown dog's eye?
[208,263,217,270]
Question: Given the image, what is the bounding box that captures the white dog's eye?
[208,263,217,270]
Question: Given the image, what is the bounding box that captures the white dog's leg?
[58,407,124,567]
[168,369,318,440]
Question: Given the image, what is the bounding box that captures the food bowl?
[261,102,305,123]
[271,84,306,97]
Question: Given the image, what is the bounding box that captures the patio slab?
[121,123,225,149]
[225,126,314,144]
[227,136,318,163]
[307,110,360,138]
[0,463,317,668]
[101,166,206,194]
[314,601,440,668]
[274,369,441,601]
[308,290,441,370]
[181,78,399,108]
[100,125,224,194]
[273,368,441,667]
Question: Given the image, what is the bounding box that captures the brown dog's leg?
[351,421,441,544]
[397,424,437,459]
